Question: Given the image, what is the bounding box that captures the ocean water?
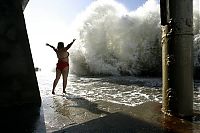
[68,0,200,76]
[70,0,161,76]
[37,71,200,111]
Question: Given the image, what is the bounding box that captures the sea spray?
[70,0,200,77]
[70,0,161,76]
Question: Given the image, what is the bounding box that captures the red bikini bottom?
[56,61,69,71]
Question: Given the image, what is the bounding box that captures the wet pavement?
[42,94,200,133]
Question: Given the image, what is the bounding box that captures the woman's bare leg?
[52,69,62,94]
[62,67,69,93]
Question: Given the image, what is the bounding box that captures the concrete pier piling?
[0,0,41,107]
[160,0,193,117]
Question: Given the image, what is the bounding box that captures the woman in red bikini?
[46,39,76,94]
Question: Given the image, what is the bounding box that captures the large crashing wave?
[69,0,200,76]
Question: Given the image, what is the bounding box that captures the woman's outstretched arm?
[65,39,76,50]
[46,43,57,52]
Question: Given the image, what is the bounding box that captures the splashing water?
[69,0,200,76]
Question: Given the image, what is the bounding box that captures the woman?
[46,39,76,94]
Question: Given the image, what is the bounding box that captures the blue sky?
[117,0,148,10]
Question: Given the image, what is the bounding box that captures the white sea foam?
[69,0,200,76]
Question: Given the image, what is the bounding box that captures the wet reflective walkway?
[43,96,200,133]
[36,72,200,133]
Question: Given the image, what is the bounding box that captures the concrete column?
[0,0,41,107]
[161,0,193,117]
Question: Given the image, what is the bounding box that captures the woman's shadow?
[56,93,110,115]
